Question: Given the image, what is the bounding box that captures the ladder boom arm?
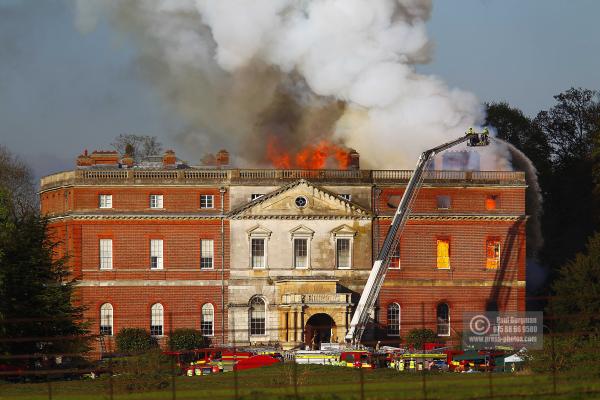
[345,131,486,344]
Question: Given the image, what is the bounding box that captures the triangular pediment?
[330,224,357,237]
[230,180,372,220]
[246,225,272,237]
[289,224,315,237]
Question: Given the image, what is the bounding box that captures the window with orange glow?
[485,195,498,210]
[486,239,501,269]
[436,239,450,269]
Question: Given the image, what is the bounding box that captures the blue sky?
[0,0,598,178]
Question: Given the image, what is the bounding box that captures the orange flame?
[267,136,350,169]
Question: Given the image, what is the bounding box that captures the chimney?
[162,150,176,167]
[216,149,230,167]
[120,154,134,168]
[76,149,93,167]
[90,150,119,166]
[348,149,360,170]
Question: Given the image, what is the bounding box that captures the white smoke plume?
[74,0,508,169]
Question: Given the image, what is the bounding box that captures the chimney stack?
[76,149,93,167]
[348,149,360,170]
[162,150,176,167]
[216,149,230,167]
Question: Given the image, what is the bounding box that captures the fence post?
[420,302,427,400]
[359,365,365,400]
[169,311,176,400]
[293,355,299,400]
[549,301,557,396]
[233,327,239,400]
[47,377,52,400]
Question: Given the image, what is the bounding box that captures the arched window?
[100,303,113,336]
[201,303,214,337]
[150,303,164,336]
[387,303,400,336]
[249,297,266,335]
[437,303,450,336]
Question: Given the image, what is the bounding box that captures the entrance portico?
[276,279,353,350]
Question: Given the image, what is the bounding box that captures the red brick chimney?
[120,154,134,168]
[76,149,93,167]
[89,150,119,166]
[162,150,176,167]
[216,149,229,167]
[348,149,360,170]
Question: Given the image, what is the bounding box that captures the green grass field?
[1,364,600,400]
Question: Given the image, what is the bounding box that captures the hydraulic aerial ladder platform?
[345,128,490,345]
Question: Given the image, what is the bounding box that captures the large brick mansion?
[40,149,526,354]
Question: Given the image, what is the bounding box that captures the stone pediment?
[229,180,372,220]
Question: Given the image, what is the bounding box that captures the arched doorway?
[305,313,336,349]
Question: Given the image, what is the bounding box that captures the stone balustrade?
[40,168,526,191]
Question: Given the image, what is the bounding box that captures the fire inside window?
[436,239,450,269]
[486,239,501,269]
[486,195,498,210]
[389,245,400,269]
[339,194,351,201]
[200,194,214,209]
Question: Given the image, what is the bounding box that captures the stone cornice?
[383,279,526,288]
[48,213,224,222]
[377,214,527,221]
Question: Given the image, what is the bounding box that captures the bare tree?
[0,145,37,217]
[111,134,164,162]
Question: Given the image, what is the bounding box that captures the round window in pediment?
[295,196,308,208]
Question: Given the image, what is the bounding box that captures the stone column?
[296,307,303,343]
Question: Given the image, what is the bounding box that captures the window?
[339,194,351,201]
[150,239,164,270]
[251,194,264,201]
[249,297,266,335]
[486,239,501,269]
[150,303,164,336]
[294,238,308,269]
[200,195,214,209]
[387,303,400,336]
[201,303,214,336]
[200,239,214,269]
[99,194,112,209]
[437,303,450,336]
[436,239,450,269]
[436,195,451,209]
[389,244,401,269]
[100,303,113,336]
[485,195,498,210]
[336,238,351,269]
[99,239,113,270]
[150,194,163,209]
[251,238,266,269]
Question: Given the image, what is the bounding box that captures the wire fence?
[0,296,599,400]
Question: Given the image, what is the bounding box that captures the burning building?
[40,148,526,354]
